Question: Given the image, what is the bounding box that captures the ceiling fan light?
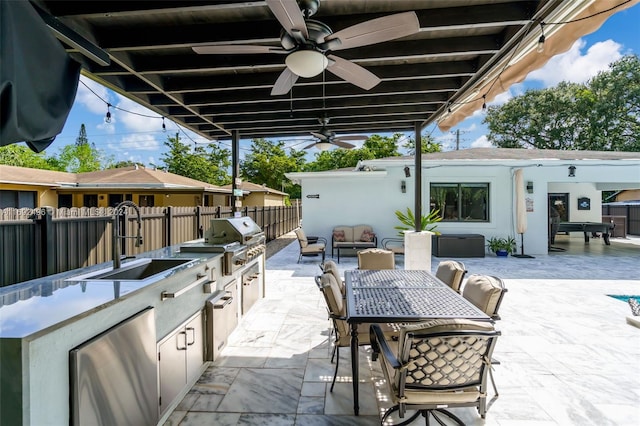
[285,50,328,78]
[315,142,333,151]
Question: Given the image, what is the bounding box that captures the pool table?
[557,222,614,245]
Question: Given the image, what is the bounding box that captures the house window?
[430,183,489,222]
[83,194,98,207]
[58,194,73,208]
[204,194,212,206]
[0,190,36,208]
[139,195,155,207]
[109,194,123,207]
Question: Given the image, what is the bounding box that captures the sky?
[46,3,640,166]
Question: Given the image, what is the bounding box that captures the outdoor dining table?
[345,269,492,416]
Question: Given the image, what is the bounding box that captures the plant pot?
[495,249,509,257]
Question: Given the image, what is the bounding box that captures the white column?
[404,231,433,271]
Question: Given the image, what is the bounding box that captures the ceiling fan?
[303,117,367,150]
[192,0,420,95]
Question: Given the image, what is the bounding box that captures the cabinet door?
[185,312,204,384]
[158,330,187,415]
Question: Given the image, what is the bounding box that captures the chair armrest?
[370,324,401,369]
[316,236,328,244]
[381,238,403,249]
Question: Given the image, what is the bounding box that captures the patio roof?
[30,0,638,142]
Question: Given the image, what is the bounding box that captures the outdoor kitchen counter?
[0,239,249,426]
[0,241,217,339]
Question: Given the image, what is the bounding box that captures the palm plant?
[394,207,441,237]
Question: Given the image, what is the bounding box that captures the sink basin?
[68,258,195,281]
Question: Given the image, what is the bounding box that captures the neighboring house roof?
[221,182,287,196]
[0,165,230,192]
[0,165,76,187]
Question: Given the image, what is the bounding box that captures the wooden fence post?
[39,207,56,276]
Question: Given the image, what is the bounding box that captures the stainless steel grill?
[182,217,265,275]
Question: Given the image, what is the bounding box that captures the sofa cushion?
[360,230,376,242]
[332,229,346,242]
[333,226,353,242]
[353,225,372,241]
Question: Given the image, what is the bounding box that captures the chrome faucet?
[112,201,143,269]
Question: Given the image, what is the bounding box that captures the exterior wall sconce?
[401,180,406,193]
[404,166,411,178]
[526,181,534,193]
[568,166,576,177]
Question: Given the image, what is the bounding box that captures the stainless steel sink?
[68,258,195,281]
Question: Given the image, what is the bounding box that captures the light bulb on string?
[482,95,487,111]
[162,117,166,132]
[105,103,112,123]
[536,23,546,53]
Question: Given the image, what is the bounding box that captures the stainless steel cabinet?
[158,311,204,415]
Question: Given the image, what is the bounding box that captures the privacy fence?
[1,204,300,287]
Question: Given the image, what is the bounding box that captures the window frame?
[430,182,490,223]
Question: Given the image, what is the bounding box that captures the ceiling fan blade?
[333,140,356,149]
[303,142,318,150]
[324,12,420,51]
[266,0,308,39]
[335,135,368,141]
[271,68,299,96]
[326,54,381,90]
[193,45,285,54]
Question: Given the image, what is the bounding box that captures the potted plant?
[394,207,442,237]
[487,236,516,256]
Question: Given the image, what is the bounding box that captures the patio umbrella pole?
[512,232,534,258]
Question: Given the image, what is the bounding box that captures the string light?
[536,22,546,53]
[482,95,487,111]
[162,117,166,132]
[105,103,112,123]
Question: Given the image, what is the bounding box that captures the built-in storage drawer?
[206,280,238,361]
[241,262,261,315]
[158,310,204,416]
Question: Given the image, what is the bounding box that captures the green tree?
[305,133,409,172]
[402,133,442,155]
[0,144,61,170]
[484,54,640,151]
[57,142,110,172]
[75,124,89,146]
[160,134,231,185]
[240,138,305,194]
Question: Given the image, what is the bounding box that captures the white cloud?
[470,135,493,148]
[527,39,623,86]
[108,133,161,153]
[75,76,112,114]
[113,94,163,133]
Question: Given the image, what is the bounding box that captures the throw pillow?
[360,230,375,242]
[333,230,346,242]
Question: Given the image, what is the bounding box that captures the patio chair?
[321,260,345,295]
[381,237,405,256]
[435,260,467,293]
[317,272,395,392]
[357,248,395,270]
[294,228,326,263]
[370,319,500,425]
[462,274,507,320]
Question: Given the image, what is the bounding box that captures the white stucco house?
[286,148,640,256]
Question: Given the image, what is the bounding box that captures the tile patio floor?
[165,234,640,425]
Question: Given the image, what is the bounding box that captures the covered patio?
[164,234,640,425]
